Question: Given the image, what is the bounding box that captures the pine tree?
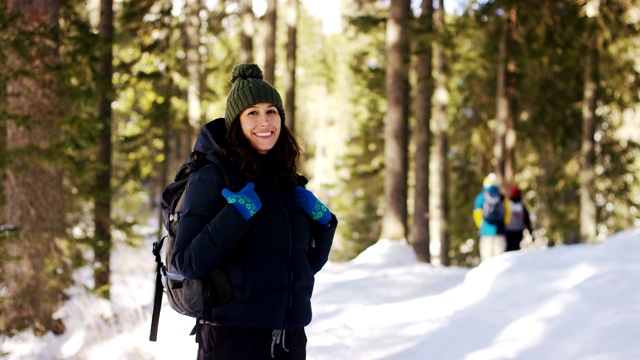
[2,0,70,335]
[380,0,411,242]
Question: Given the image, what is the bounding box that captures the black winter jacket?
[172,118,337,329]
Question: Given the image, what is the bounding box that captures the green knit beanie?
[224,64,285,130]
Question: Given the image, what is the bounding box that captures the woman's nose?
[257,113,270,125]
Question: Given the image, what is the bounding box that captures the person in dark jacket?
[172,63,337,360]
[505,186,533,251]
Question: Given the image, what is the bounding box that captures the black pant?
[505,231,523,251]
[195,322,307,360]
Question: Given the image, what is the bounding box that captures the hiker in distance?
[504,186,533,252]
[473,172,511,261]
[172,64,338,359]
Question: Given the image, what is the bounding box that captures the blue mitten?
[222,182,262,220]
[293,186,331,225]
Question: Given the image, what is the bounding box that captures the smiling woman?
[170,63,338,359]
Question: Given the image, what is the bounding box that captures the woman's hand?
[222,182,262,220]
[293,186,331,225]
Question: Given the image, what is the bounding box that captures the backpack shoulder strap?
[169,178,192,237]
[204,153,243,192]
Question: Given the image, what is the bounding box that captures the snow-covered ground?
[1,225,639,360]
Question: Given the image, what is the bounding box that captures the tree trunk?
[580,2,599,243]
[239,0,254,63]
[185,0,203,128]
[411,0,434,263]
[432,0,450,265]
[503,5,517,189]
[180,0,200,158]
[2,0,68,335]
[284,0,298,133]
[380,0,410,241]
[494,5,509,187]
[93,0,114,300]
[264,0,277,85]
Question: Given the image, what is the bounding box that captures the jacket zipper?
[275,179,293,330]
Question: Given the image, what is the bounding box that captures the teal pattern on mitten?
[293,186,331,225]
[222,182,262,220]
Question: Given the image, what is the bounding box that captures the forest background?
[1,0,638,338]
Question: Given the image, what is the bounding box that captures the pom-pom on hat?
[224,64,285,130]
[483,172,498,189]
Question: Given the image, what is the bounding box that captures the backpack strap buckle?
[169,212,181,222]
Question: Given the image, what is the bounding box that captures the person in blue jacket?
[172,64,338,360]
[473,173,511,261]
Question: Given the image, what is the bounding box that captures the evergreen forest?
[1,0,638,337]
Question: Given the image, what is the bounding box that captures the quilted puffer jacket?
[172,118,337,329]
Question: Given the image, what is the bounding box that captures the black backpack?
[149,150,233,341]
[482,188,505,224]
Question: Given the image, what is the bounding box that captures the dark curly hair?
[222,119,301,184]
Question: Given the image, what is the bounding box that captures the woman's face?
[238,103,282,154]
